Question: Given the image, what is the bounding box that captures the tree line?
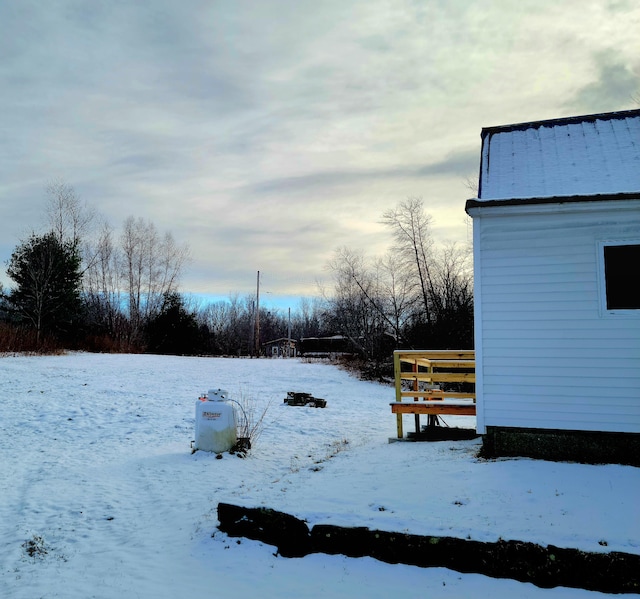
[1,184,473,362]
[324,197,473,363]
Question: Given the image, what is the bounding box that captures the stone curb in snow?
[217,502,640,594]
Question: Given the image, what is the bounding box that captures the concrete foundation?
[481,427,640,466]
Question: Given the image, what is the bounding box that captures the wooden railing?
[391,350,476,438]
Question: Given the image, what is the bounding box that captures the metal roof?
[477,109,640,201]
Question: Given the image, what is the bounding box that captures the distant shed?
[263,337,297,358]
[298,335,358,358]
[465,109,640,464]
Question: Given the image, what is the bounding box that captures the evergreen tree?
[145,292,203,355]
[6,231,83,344]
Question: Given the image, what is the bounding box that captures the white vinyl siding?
[473,201,640,434]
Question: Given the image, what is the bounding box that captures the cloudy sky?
[1,0,639,304]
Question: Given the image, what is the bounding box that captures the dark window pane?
[603,244,640,310]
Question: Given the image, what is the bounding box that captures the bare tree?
[325,199,475,356]
[196,296,248,355]
[325,246,415,354]
[381,197,437,324]
[45,180,95,248]
[293,297,326,339]
[119,216,190,344]
[463,174,479,196]
[374,252,416,344]
[433,241,473,314]
[120,216,146,338]
[83,220,126,343]
[325,247,388,357]
[154,230,190,314]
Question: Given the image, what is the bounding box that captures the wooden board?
[391,402,477,416]
[401,372,476,383]
[400,391,476,399]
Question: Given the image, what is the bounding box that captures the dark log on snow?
[217,502,311,558]
[217,502,640,594]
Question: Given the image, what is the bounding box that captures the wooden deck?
[391,350,476,438]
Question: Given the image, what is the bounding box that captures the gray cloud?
[250,149,479,195]
[568,50,640,112]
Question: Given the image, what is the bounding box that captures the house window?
[601,242,640,311]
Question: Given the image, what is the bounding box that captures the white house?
[465,109,640,464]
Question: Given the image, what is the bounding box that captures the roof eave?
[465,192,640,215]
[480,108,640,139]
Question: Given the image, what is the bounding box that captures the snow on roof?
[478,109,640,201]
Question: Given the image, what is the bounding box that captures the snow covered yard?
[0,353,638,598]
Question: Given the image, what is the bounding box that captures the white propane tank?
[195,389,237,453]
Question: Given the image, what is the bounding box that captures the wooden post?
[394,351,403,438]
[413,359,420,434]
[427,358,437,428]
[393,351,402,403]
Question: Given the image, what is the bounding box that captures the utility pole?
[255,270,260,356]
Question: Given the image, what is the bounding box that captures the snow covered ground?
[0,353,638,598]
